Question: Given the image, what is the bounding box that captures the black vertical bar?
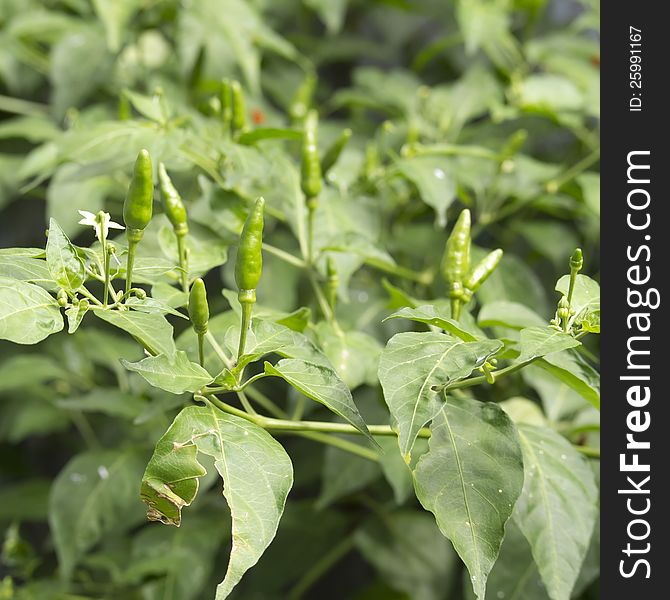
[601,4,666,595]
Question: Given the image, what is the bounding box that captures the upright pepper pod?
[235,197,265,359]
[123,149,153,293]
[321,128,352,176]
[442,209,471,318]
[158,164,188,236]
[301,109,322,203]
[188,278,209,367]
[289,70,317,123]
[220,78,233,135]
[123,149,153,237]
[326,256,339,311]
[158,163,190,291]
[464,248,503,296]
[230,80,246,135]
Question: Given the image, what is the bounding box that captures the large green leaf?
[49,449,147,579]
[0,256,54,289]
[513,424,598,600]
[0,277,63,344]
[463,519,550,600]
[413,396,524,600]
[516,327,581,363]
[478,301,546,330]
[46,218,86,292]
[265,358,375,445]
[379,331,502,460]
[121,351,212,394]
[313,321,382,389]
[385,304,482,341]
[537,349,600,410]
[94,309,176,357]
[140,405,293,599]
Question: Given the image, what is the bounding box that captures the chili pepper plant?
[0,1,600,599]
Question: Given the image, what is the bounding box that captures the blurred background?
[1,1,599,598]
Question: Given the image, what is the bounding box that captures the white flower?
[78,210,124,241]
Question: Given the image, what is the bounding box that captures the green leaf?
[537,349,600,410]
[0,277,64,344]
[50,27,113,117]
[318,443,380,508]
[514,424,598,600]
[463,519,550,600]
[478,301,546,330]
[395,156,455,227]
[140,405,293,599]
[0,256,54,289]
[385,304,481,341]
[355,510,460,600]
[0,355,64,392]
[124,295,188,319]
[313,321,382,390]
[379,332,502,460]
[56,389,147,420]
[123,89,166,123]
[121,351,213,394]
[65,300,89,333]
[516,74,583,114]
[94,309,176,358]
[516,327,581,363]
[304,0,349,34]
[49,449,147,579]
[46,218,86,292]
[92,0,142,52]
[265,358,376,445]
[413,397,524,600]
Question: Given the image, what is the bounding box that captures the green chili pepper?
[234,197,265,359]
[326,256,339,311]
[442,209,471,318]
[230,80,246,135]
[220,78,233,134]
[235,197,265,299]
[158,163,189,291]
[289,70,317,123]
[123,149,153,293]
[464,248,503,294]
[301,109,322,202]
[158,164,188,236]
[321,128,352,176]
[189,278,209,367]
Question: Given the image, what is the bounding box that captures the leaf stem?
[197,333,205,367]
[286,536,356,600]
[262,243,307,269]
[205,330,234,369]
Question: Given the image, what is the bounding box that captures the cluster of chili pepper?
[442,209,503,320]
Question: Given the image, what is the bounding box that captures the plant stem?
[363,258,434,285]
[205,330,234,369]
[546,148,600,192]
[307,204,316,264]
[78,286,104,307]
[287,536,355,600]
[291,397,306,420]
[244,387,286,419]
[125,240,138,295]
[237,390,258,416]
[176,233,189,292]
[0,94,49,117]
[263,243,306,268]
[307,270,335,323]
[237,301,253,359]
[197,333,205,367]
